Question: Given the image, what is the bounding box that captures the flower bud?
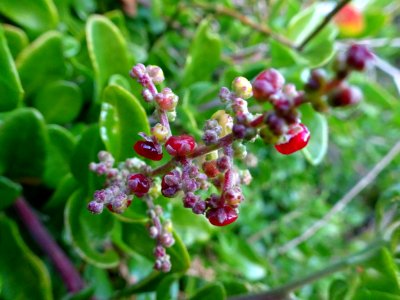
[155,88,178,111]
[146,65,165,84]
[232,76,253,99]
[152,123,169,142]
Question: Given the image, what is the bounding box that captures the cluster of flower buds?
[305,44,374,112]
[88,45,373,272]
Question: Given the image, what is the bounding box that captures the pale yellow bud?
[211,110,233,137]
[152,123,169,142]
[232,76,253,99]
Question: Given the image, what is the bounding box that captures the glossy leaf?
[70,124,105,193]
[33,81,83,124]
[3,24,29,58]
[44,173,78,211]
[0,176,21,210]
[65,189,119,268]
[0,0,58,37]
[86,15,131,100]
[0,216,52,300]
[182,19,222,87]
[0,25,24,112]
[17,31,66,96]
[328,279,348,300]
[0,108,48,180]
[190,283,226,300]
[100,84,150,162]
[301,104,328,165]
[43,125,75,188]
[156,274,180,300]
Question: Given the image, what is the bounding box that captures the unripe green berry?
[232,76,253,99]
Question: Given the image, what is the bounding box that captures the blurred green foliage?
[0,0,399,299]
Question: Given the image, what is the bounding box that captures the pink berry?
[128,174,150,197]
[165,135,196,157]
[328,85,362,107]
[275,123,310,155]
[206,205,238,226]
[252,69,285,102]
[134,140,163,161]
[346,44,373,71]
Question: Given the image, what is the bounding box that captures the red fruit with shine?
[252,69,285,102]
[206,205,238,226]
[134,140,163,161]
[275,123,310,155]
[128,173,150,197]
[165,135,196,156]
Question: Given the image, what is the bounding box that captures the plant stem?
[13,197,84,293]
[297,0,352,51]
[186,2,295,49]
[229,239,386,300]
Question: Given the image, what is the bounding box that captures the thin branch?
[14,197,84,293]
[373,56,400,96]
[185,2,295,49]
[297,0,351,51]
[229,239,386,300]
[278,141,400,254]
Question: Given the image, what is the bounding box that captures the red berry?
[206,205,238,226]
[275,123,310,155]
[346,44,373,71]
[161,171,180,198]
[202,160,220,178]
[134,140,163,161]
[328,85,362,107]
[128,174,150,197]
[165,135,196,156]
[252,69,285,102]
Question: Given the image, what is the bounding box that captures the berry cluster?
[87,44,373,272]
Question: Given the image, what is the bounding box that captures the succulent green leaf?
[0,0,58,37]
[156,274,180,300]
[33,81,83,124]
[17,31,66,96]
[190,283,226,300]
[0,176,21,210]
[43,125,76,188]
[301,104,328,165]
[100,84,150,162]
[0,25,24,112]
[182,19,222,87]
[0,108,48,180]
[3,24,29,59]
[86,15,131,101]
[65,189,119,268]
[0,215,52,300]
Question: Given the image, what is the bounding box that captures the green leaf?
[86,15,131,101]
[33,81,83,124]
[44,173,78,211]
[65,189,119,268]
[190,283,226,300]
[70,124,105,193]
[182,19,222,87]
[0,215,52,300]
[0,176,21,210]
[0,25,24,112]
[329,279,348,300]
[156,274,180,300]
[112,221,190,273]
[0,108,48,180]
[100,84,150,162]
[301,104,328,165]
[43,125,75,188]
[3,24,29,59]
[0,0,58,37]
[17,31,66,96]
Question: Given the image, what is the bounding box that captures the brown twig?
[185,2,295,49]
[14,197,84,293]
[297,0,352,51]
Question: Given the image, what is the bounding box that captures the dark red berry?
[328,85,362,107]
[134,140,163,161]
[165,135,196,156]
[346,44,373,71]
[252,69,284,102]
[206,205,238,226]
[128,174,150,197]
[161,171,180,198]
[275,123,310,155]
